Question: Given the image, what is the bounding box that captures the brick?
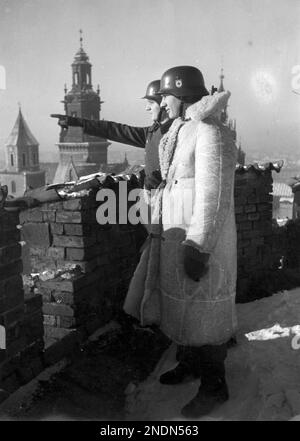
[44,325,75,340]
[0,243,22,265]
[237,239,251,249]
[29,255,57,273]
[259,194,273,203]
[257,203,273,212]
[236,214,248,222]
[21,222,51,247]
[242,230,262,239]
[0,260,23,281]
[237,221,252,231]
[251,238,265,246]
[52,235,96,248]
[19,209,43,224]
[43,211,56,222]
[42,303,75,317]
[0,211,19,228]
[260,212,272,220]
[50,223,64,235]
[43,314,58,327]
[38,271,100,293]
[0,288,23,314]
[0,305,24,328]
[24,294,43,315]
[56,211,84,223]
[244,204,256,213]
[253,220,272,230]
[247,213,260,221]
[247,195,261,204]
[62,198,95,211]
[47,247,65,260]
[56,316,76,328]
[41,201,63,211]
[0,229,20,247]
[65,245,99,261]
[64,223,93,236]
[29,246,46,257]
[234,205,244,214]
[0,275,23,299]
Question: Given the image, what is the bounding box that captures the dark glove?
[144,169,162,190]
[183,245,209,282]
[50,114,82,129]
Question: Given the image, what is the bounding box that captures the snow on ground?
[125,288,300,421]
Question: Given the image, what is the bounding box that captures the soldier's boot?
[159,345,199,385]
[159,361,196,385]
[181,344,229,418]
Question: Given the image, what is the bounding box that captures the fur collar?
[185,91,231,122]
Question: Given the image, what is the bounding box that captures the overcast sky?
[0,0,299,162]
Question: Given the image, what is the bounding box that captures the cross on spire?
[79,29,83,48]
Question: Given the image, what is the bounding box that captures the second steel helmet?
[141,80,162,104]
[158,66,209,100]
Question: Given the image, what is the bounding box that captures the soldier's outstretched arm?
[51,114,148,149]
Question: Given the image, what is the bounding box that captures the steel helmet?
[141,80,162,104]
[158,66,209,100]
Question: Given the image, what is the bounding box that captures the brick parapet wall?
[0,210,44,396]
[234,169,275,301]
[20,186,142,349]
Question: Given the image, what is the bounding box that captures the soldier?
[51,80,172,191]
[124,66,238,418]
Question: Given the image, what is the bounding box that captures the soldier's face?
[161,95,181,119]
[145,100,160,122]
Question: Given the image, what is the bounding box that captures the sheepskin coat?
[124,91,238,346]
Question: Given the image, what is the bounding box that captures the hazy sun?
[251,70,277,104]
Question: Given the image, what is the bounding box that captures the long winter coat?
[79,118,172,178]
[124,91,238,346]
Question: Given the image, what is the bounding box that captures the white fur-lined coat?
[124,92,238,346]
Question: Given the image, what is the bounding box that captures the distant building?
[214,69,246,165]
[0,107,45,197]
[272,182,293,219]
[287,176,300,220]
[53,32,111,184]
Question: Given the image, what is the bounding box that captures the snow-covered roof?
[272,182,293,198]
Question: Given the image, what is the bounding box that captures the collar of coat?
[185,90,231,122]
[148,118,174,134]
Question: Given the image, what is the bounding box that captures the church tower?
[217,68,245,165]
[54,31,110,183]
[0,106,45,197]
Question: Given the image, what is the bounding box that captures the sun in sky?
[251,70,278,104]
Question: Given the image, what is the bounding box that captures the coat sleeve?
[184,122,237,253]
[80,119,149,148]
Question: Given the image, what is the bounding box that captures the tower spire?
[79,29,83,49]
[218,68,225,93]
